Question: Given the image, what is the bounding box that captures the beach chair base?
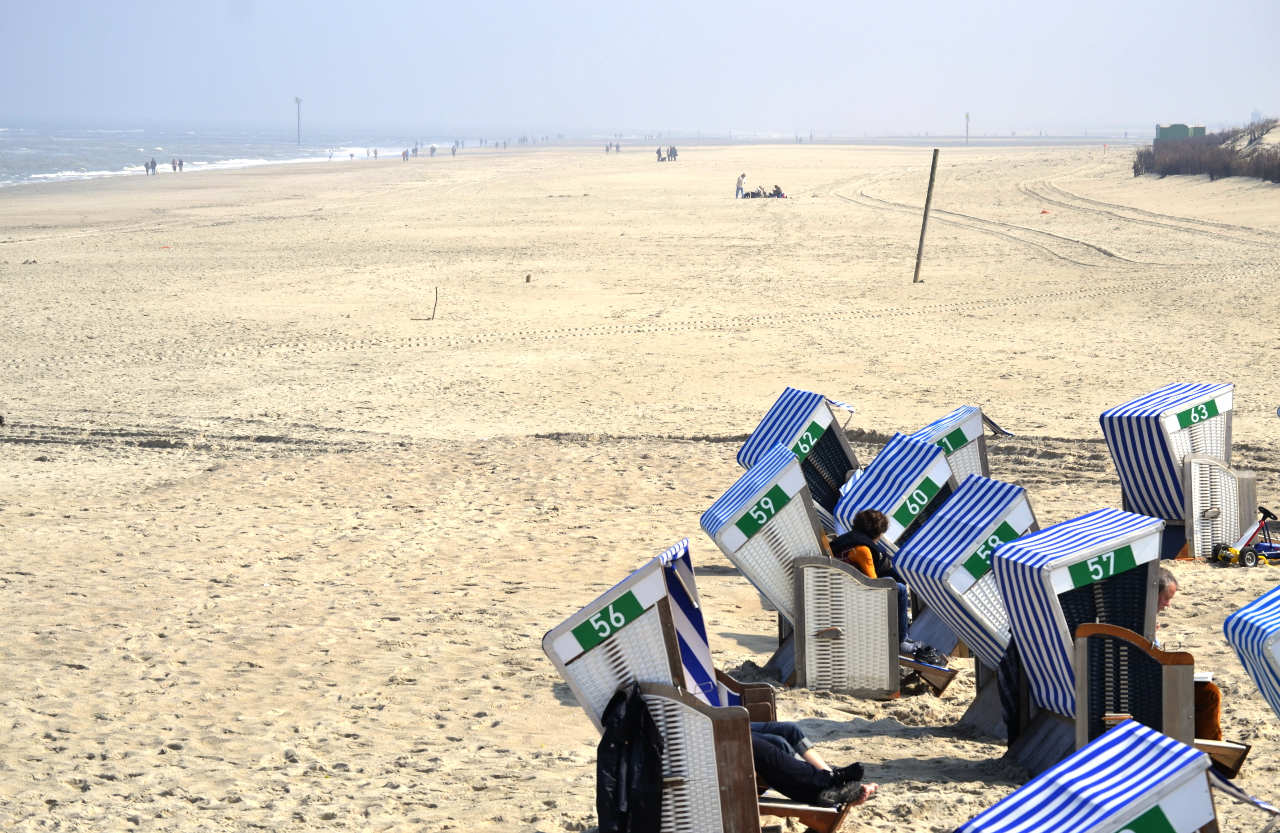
[758,795,856,833]
[1007,710,1075,776]
[958,660,1007,739]
[761,630,796,687]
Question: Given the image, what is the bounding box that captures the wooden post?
[913,148,940,284]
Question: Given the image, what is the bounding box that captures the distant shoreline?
[0,136,1139,195]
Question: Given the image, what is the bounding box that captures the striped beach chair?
[910,405,991,481]
[895,475,1038,671]
[701,444,829,628]
[701,445,922,695]
[894,475,1038,732]
[543,540,770,730]
[956,720,1218,833]
[994,508,1165,720]
[542,542,854,833]
[833,432,959,546]
[1101,383,1234,556]
[1073,624,1251,778]
[1224,583,1280,721]
[1184,455,1258,561]
[738,387,860,514]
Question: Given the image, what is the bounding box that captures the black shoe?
[831,762,864,784]
[817,780,865,807]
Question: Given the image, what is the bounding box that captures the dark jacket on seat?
[597,683,664,833]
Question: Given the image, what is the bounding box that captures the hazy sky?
[4,0,1277,136]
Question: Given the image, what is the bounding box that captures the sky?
[3,0,1278,137]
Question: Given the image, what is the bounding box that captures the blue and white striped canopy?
[1224,583,1280,721]
[1100,383,1233,520]
[701,444,797,539]
[910,405,980,446]
[895,475,1029,669]
[833,432,948,534]
[956,721,1210,833]
[656,539,723,706]
[993,508,1165,716]
[738,387,827,468]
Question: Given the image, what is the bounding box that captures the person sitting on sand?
[751,721,876,807]
[831,509,920,655]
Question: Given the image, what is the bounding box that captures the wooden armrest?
[716,668,776,722]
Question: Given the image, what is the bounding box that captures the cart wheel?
[1211,543,1228,561]
[1242,548,1259,568]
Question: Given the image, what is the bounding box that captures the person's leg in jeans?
[751,721,828,770]
[750,730,836,804]
[896,582,912,647]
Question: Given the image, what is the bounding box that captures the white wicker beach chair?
[792,556,900,697]
[956,720,1219,833]
[701,443,829,627]
[738,387,860,514]
[910,405,990,481]
[1101,383,1234,556]
[542,542,853,833]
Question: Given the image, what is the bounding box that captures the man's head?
[1157,567,1178,611]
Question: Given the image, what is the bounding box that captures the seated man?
[1157,569,1221,740]
[750,721,876,807]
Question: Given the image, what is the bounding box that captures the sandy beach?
[2,143,1279,832]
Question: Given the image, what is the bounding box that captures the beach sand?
[1,143,1279,832]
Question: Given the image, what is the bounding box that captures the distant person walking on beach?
[149,157,157,175]
[177,158,183,172]
[171,158,177,172]
[735,172,746,198]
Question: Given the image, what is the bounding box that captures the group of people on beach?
[141,157,183,175]
[655,145,678,162]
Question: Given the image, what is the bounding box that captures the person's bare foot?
[818,781,877,807]
[847,783,877,806]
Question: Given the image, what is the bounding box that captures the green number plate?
[891,477,941,527]
[790,421,826,462]
[1068,545,1138,589]
[734,484,792,539]
[961,521,1020,581]
[1115,804,1176,833]
[937,427,971,454]
[1175,398,1220,429]
[571,591,646,652]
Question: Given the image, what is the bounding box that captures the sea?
[0,124,1148,189]
[0,124,458,188]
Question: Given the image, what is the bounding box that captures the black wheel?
[1242,548,1260,568]
[1211,543,1228,561]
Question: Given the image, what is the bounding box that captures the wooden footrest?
[758,795,855,833]
[899,656,959,696]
